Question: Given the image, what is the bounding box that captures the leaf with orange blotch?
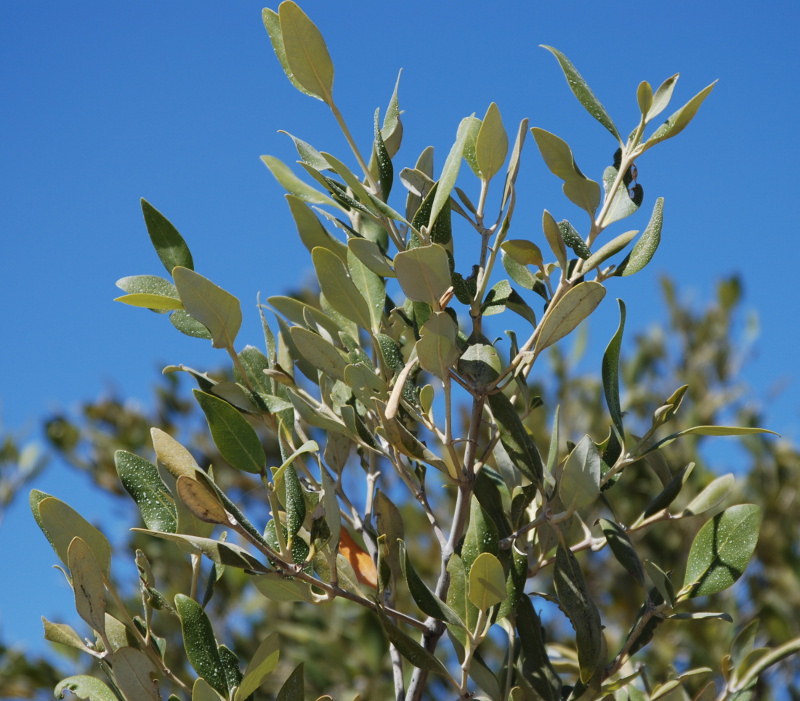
[338,529,377,590]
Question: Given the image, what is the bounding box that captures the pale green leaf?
[289,326,349,382]
[542,209,567,270]
[253,573,316,603]
[417,311,460,379]
[476,102,508,182]
[394,243,451,306]
[151,428,201,480]
[55,675,117,701]
[637,81,653,117]
[278,1,334,104]
[583,230,637,272]
[347,237,395,277]
[68,538,107,636]
[286,194,347,261]
[135,529,268,571]
[616,198,664,276]
[261,155,338,207]
[468,552,506,610]
[176,476,230,525]
[429,115,473,227]
[559,435,600,514]
[535,281,606,353]
[262,8,317,99]
[173,267,241,350]
[646,74,679,123]
[682,473,734,516]
[643,81,717,151]
[110,647,160,701]
[312,247,372,330]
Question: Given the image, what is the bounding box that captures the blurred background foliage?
[2,274,798,700]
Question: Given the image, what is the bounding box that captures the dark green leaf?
[141,199,194,273]
[558,220,591,260]
[400,541,466,628]
[462,496,500,573]
[284,464,306,538]
[541,46,620,140]
[517,595,562,701]
[194,390,266,474]
[115,450,177,533]
[135,530,268,571]
[375,606,450,676]
[683,504,761,598]
[554,544,603,682]
[602,299,626,438]
[175,594,228,696]
[373,108,394,199]
[640,463,695,520]
[487,391,544,487]
[458,341,502,388]
[600,519,645,587]
[276,662,304,701]
[644,560,675,607]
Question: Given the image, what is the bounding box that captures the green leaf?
[347,237,395,277]
[501,240,543,268]
[644,560,676,607]
[151,428,201,480]
[531,128,600,214]
[429,115,473,228]
[173,267,241,350]
[640,463,695,520]
[458,340,502,388]
[400,541,466,628]
[599,519,645,587]
[346,246,385,332]
[114,292,184,311]
[637,81,653,117]
[253,573,315,603]
[55,675,117,701]
[286,194,348,262]
[682,473,734,516]
[683,504,761,598]
[262,8,316,99]
[277,662,305,701]
[43,619,94,654]
[558,220,591,260]
[487,391,544,487]
[170,309,213,339]
[601,165,640,226]
[284,464,306,539]
[268,295,344,339]
[559,435,600,514]
[646,74,679,123]
[583,230,637,272]
[278,1,334,104]
[602,299,626,438]
[175,594,228,695]
[108,647,160,701]
[535,281,606,354]
[375,606,450,676]
[541,46,620,140]
[194,390,266,474]
[417,311,460,380]
[394,243,451,306]
[373,109,394,199]
[468,552,506,610]
[462,496,500,573]
[135,530,268,571]
[616,198,664,276]
[645,424,779,455]
[115,450,177,533]
[192,678,225,701]
[68,538,107,636]
[261,155,338,207]
[312,246,372,330]
[116,274,179,298]
[554,544,603,682]
[141,199,194,274]
[517,595,562,701]
[476,102,508,182]
[642,81,717,151]
[289,326,349,382]
[542,209,567,270]
[461,115,483,177]
[32,493,112,577]
[482,281,538,327]
[232,632,280,701]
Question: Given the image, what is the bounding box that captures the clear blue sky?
[2,0,798,663]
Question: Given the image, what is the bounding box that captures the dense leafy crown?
[33,3,796,701]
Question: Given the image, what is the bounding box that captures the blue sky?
[2,0,799,663]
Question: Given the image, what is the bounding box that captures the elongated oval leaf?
[278,1,334,104]
[541,46,620,140]
[109,647,160,701]
[542,209,567,270]
[173,267,241,350]
[602,299,626,437]
[233,633,280,701]
[289,326,348,382]
[583,230,637,272]
[312,246,372,329]
[476,102,508,182]
[400,541,465,628]
[176,476,229,525]
[682,473,734,516]
[348,237,395,277]
[152,428,201,479]
[141,199,194,274]
[616,198,663,276]
[535,281,606,353]
[115,450,177,533]
[683,504,761,598]
[194,390,266,474]
[517,596,562,701]
[394,243,451,306]
[33,494,112,576]
[175,594,228,696]
[647,74,679,123]
[559,435,600,514]
[114,292,184,311]
[68,537,107,636]
[276,662,305,701]
[286,194,347,262]
[429,115,473,227]
[599,519,645,587]
[417,311,460,379]
[116,274,179,298]
[261,155,338,207]
[554,544,602,682]
[643,81,717,150]
[637,81,653,117]
[487,391,544,486]
[375,606,449,676]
